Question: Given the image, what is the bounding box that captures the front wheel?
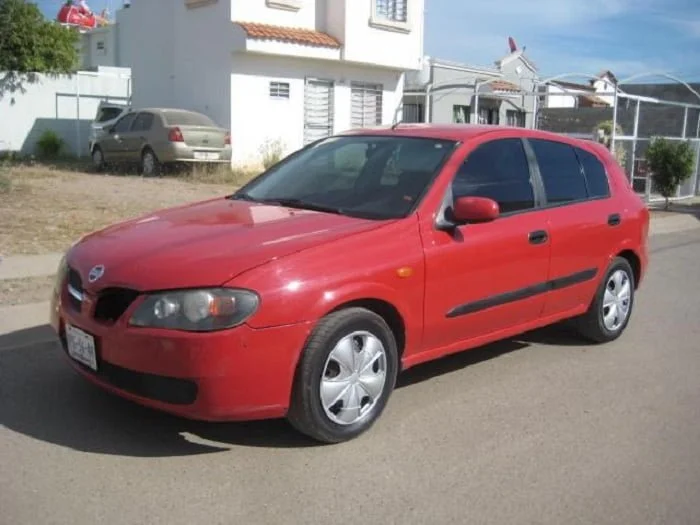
[288,307,399,444]
[91,146,105,172]
[574,257,635,343]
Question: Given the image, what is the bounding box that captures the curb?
[0,253,62,281]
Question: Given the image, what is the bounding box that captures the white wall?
[81,27,118,70]
[230,54,403,165]
[0,70,131,156]
[342,0,424,71]
[593,78,616,105]
[545,85,578,108]
[231,0,316,29]
[116,0,232,129]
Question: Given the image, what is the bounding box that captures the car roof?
[339,123,600,149]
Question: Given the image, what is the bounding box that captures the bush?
[259,138,285,170]
[595,120,627,170]
[35,129,65,158]
[645,138,696,209]
[0,162,11,193]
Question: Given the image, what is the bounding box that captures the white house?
[84,0,425,166]
[540,80,610,109]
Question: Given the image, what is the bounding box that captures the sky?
[36,0,700,82]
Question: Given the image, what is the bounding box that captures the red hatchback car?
[50,124,649,443]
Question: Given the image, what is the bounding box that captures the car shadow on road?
[0,323,588,456]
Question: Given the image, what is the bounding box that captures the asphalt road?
[2,228,700,525]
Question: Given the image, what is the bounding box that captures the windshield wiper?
[228,191,257,202]
[260,198,345,215]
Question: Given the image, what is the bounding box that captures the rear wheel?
[574,257,635,343]
[91,146,105,172]
[288,307,398,444]
[140,148,160,177]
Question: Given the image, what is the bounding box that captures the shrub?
[595,120,627,170]
[645,138,696,209]
[259,138,285,170]
[35,129,64,158]
[0,162,11,193]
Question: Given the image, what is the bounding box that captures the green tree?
[0,0,80,103]
[645,138,696,210]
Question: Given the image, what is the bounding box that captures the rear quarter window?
[575,147,611,198]
[162,111,216,127]
[530,139,588,204]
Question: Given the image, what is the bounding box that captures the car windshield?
[232,135,457,220]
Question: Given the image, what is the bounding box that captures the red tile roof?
[235,22,341,48]
[489,80,521,93]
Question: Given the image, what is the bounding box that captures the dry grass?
[0,275,56,306]
[0,163,259,256]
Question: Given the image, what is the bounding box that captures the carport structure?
[532,72,700,203]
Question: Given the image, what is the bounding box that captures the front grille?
[94,288,140,324]
[66,267,83,311]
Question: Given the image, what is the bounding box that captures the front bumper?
[50,288,313,421]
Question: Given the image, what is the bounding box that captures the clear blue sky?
[36,0,700,82]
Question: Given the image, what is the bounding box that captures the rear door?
[420,137,552,352]
[525,138,619,317]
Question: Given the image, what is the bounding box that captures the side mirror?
[452,196,499,223]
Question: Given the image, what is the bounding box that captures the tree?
[645,138,696,210]
[0,0,80,103]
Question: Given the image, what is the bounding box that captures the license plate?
[194,151,220,160]
[65,324,98,371]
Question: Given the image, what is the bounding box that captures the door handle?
[608,213,621,226]
[528,230,548,245]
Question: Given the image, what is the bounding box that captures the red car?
[50,124,649,443]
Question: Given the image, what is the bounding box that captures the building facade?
[81,0,425,166]
[402,46,539,128]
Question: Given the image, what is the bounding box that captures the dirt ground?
[0,163,245,256]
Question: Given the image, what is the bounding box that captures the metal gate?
[303,78,334,145]
[351,82,383,128]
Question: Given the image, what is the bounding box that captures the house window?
[351,82,383,127]
[269,81,290,100]
[506,110,526,127]
[403,103,424,123]
[478,107,498,125]
[266,0,301,10]
[375,0,408,23]
[453,105,470,123]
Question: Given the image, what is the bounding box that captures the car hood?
[68,197,387,292]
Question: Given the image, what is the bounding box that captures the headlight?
[129,288,259,332]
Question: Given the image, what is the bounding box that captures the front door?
[420,137,552,353]
[102,112,137,161]
[303,78,334,145]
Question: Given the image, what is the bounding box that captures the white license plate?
[194,151,220,160]
[66,324,98,371]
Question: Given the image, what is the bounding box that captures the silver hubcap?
[602,269,632,331]
[143,152,155,174]
[320,331,387,426]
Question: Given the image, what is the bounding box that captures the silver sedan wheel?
[602,269,632,331]
[320,331,387,426]
[142,151,156,175]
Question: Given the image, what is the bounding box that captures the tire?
[91,146,105,172]
[140,148,160,177]
[574,257,635,343]
[287,307,399,444]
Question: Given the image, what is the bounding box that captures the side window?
[576,147,610,198]
[132,112,154,132]
[113,113,137,133]
[453,138,535,214]
[530,139,588,204]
